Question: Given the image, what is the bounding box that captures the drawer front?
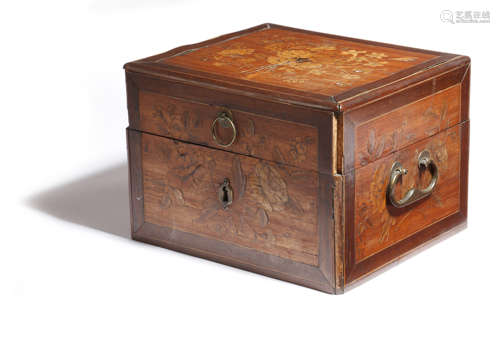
[140,132,319,266]
[138,90,319,172]
[354,84,462,169]
[353,122,464,263]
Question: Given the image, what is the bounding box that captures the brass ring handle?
[387,150,439,208]
[211,109,237,147]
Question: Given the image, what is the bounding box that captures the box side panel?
[342,62,470,285]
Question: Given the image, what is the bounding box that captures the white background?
[1,1,498,336]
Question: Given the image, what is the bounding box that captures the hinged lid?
[124,23,468,111]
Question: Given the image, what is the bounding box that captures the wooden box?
[124,24,470,293]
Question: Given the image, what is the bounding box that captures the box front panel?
[141,133,319,265]
[127,130,336,292]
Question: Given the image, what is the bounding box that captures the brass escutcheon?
[387,150,439,208]
[217,178,233,210]
[211,109,237,147]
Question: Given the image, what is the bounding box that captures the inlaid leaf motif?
[255,162,288,211]
[152,102,185,132]
[181,164,202,182]
[429,136,448,170]
[182,110,189,129]
[375,138,385,159]
[289,136,314,163]
[247,119,255,137]
[247,176,273,212]
[257,208,269,227]
[440,101,448,122]
[285,196,304,216]
[169,186,185,205]
[367,129,376,155]
[232,158,246,200]
[423,105,440,120]
[152,103,170,123]
[160,185,185,209]
[195,200,220,223]
[360,129,385,166]
[272,146,286,163]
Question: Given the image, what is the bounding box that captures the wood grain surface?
[141,133,320,265]
[138,90,319,172]
[354,124,462,262]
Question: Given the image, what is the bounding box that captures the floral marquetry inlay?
[161,27,437,95]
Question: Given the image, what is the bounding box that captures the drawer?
[349,122,466,273]
[129,130,328,268]
[137,90,319,172]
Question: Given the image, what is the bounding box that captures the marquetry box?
[124,24,470,293]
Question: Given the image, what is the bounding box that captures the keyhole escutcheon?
[217,178,233,210]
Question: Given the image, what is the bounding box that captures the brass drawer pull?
[218,178,233,210]
[387,150,439,208]
[211,109,237,147]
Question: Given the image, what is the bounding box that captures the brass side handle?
[211,109,237,147]
[217,178,233,210]
[387,150,439,208]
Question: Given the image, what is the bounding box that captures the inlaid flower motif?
[342,73,361,80]
[341,49,368,61]
[217,48,255,56]
[207,38,422,89]
[367,52,388,59]
[340,49,389,67]
[267,49,313,64]
[253,162,289,212]
[310,45,337,52]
